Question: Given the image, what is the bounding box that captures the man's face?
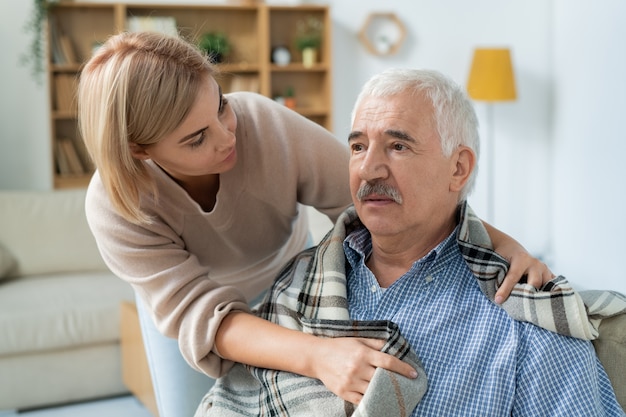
[348,91,463,242]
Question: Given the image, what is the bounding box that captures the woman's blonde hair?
[78,31,217,224]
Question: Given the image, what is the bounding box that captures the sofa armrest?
[593,313,626,411]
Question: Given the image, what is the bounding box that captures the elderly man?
[196,69,625,416]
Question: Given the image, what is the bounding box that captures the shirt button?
[371,284,377,293]
[425,275,433,283]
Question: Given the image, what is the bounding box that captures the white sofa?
[0,189,135,411]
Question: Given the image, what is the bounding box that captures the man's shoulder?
[519,318,595,355]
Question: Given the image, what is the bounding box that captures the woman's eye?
[219,96,229,114]
[190,131,206,149]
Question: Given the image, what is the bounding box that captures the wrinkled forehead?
[351,92,434,133]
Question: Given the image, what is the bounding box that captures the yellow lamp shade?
[467,48,517,101]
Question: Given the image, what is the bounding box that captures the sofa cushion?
[0,271,134,356]
[0,244,15,280]
[593,313,626,411]
[0,343,128,410]
[0,189,108,278]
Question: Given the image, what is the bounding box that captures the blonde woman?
[78,31,552,417]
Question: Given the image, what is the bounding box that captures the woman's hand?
[484,222,555,304]
[496,248,554,303]
[216,312,418,405]
[310,337,418,404]
[483,222,554,304]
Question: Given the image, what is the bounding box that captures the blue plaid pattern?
[345,225,624,416]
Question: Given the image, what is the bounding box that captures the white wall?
[0,1,624,294]
[551,0,626,292]
[0,1,52,190]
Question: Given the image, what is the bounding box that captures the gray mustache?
[356,182,403,204]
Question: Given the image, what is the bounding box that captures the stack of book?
[126,16,178,36]
[49,16,79,65]
[230,75,260,93]
[55,137,94,177]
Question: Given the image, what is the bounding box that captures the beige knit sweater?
[85,92,352,377]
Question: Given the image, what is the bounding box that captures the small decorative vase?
[302,47,317,68]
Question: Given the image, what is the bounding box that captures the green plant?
[294,15,323,51]
[21,0,55,83]
[198,32,231,63]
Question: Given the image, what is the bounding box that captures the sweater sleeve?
[85,174,250,377]
[229,92,353,223]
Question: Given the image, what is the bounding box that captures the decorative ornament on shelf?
[294,15,323,68]
[358,12,406,56]
[271,46,291,66]
[198,32,231,64]
[284,86,296,110]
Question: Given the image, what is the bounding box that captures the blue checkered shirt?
[345,225,624,416]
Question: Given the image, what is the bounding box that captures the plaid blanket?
[196,203,626,416]
[456,202,626,339]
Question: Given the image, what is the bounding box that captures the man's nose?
[359,147,389,181]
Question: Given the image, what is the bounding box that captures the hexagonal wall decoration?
[358,12,407,56]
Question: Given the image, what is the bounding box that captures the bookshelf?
[46,2,333,189]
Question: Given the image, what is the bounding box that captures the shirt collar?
[343,223,459,272]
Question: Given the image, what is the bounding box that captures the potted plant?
[21,0,55,83]
[198,31,231,64]
[294,15,323,67]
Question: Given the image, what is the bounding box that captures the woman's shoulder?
[227,91,275,111]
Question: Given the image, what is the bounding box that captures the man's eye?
[393,143,407,151]
[351,143,364,152]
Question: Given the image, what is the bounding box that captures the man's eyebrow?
[347,131,363,142]
[348,129,416,143]
[386,129,416,142]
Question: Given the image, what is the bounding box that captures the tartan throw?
[456,202,626,339]
[196,202,626,416]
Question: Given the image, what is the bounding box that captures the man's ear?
[450,146,475,192]
[129,142,150,160]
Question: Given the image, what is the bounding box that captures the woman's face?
[131,76,238,183]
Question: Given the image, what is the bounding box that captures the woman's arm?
[215,311,418,405]
[484,221,554,304]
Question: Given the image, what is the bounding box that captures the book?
[127,16,178,36]
[58,138,85,175]
[59,35,78,64]
[48,15,66,65]
[55,140,72,176]
[69,135,94,172]
[230,75,260,93]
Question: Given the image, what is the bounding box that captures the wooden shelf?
[46,2,333,189]
[270,63,329,71]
